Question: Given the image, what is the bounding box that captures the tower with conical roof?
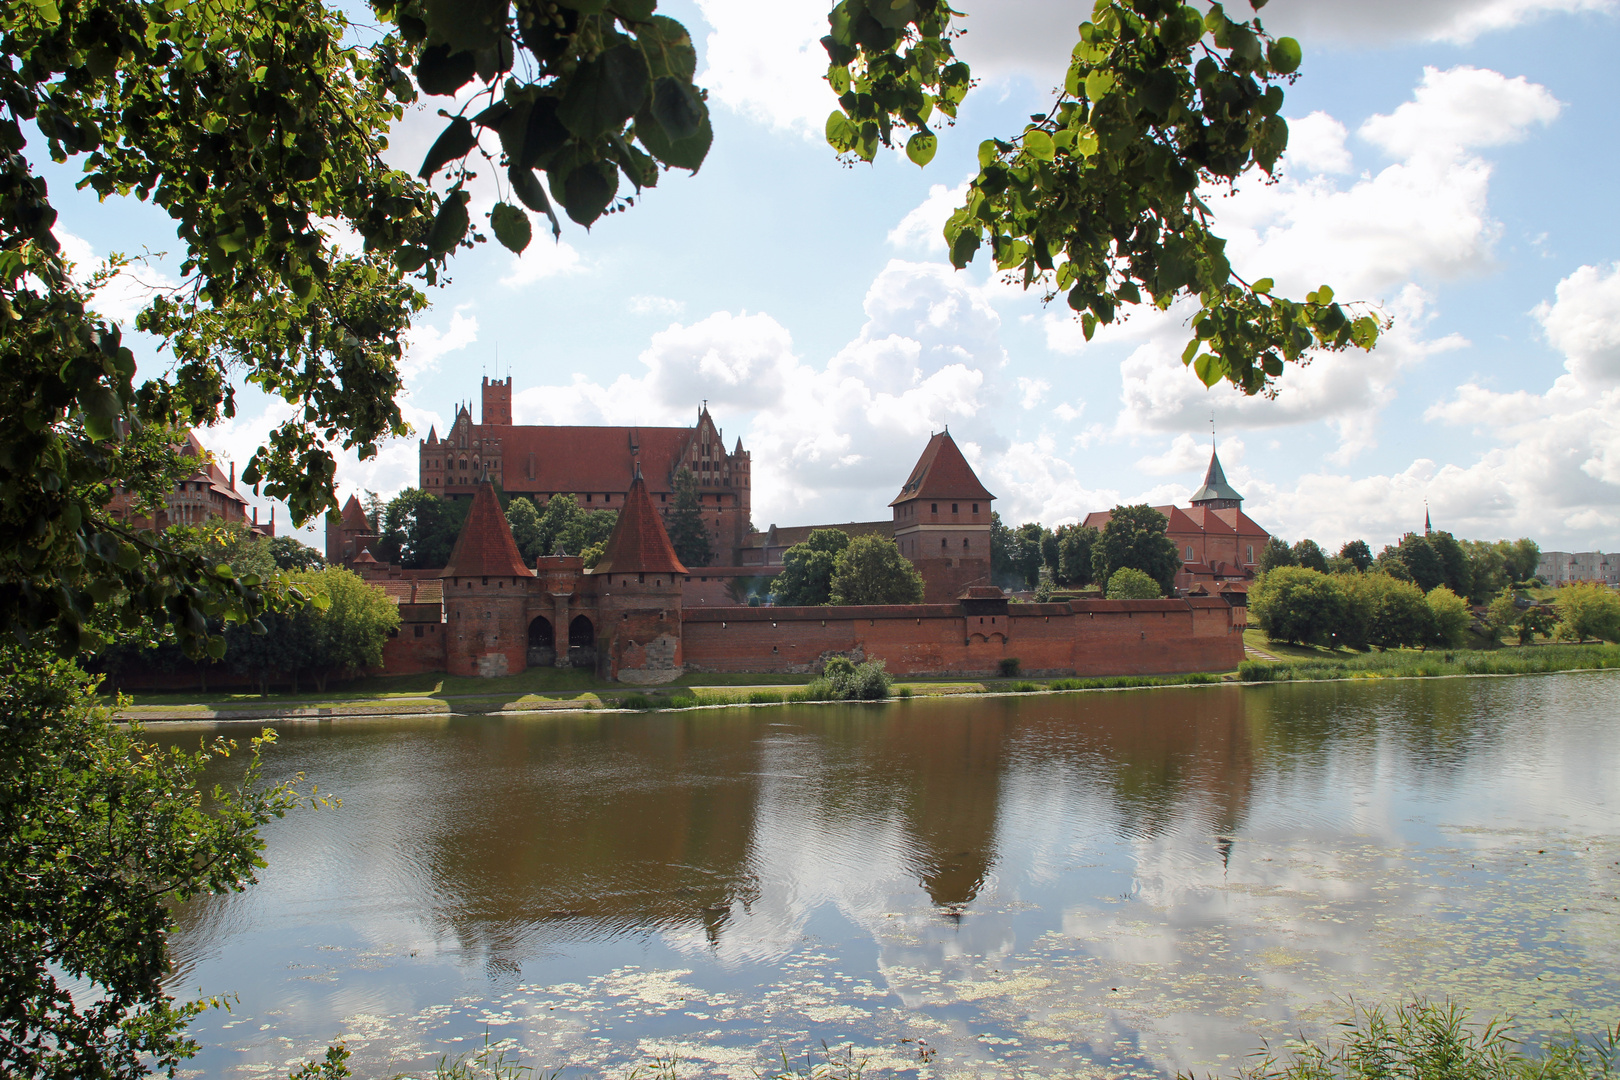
[890,429,997,602]
[589,467,688,682]
[326,493,378,565]
[440,481,536,677]
[1189,445,1243,511]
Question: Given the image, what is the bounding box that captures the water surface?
[159,673,1620,1078]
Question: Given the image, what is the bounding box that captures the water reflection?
[158,674,1620,1079]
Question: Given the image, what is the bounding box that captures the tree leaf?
[826,111,858,153]
[415,44,476,96]
[490,201,532,253]
[508,165,562,238]
[636,16,697,81]
[557,160,618,226]
[418,116,477,179]
[1266,36,1301,75]
[423,0,506,54]
[868,0,919,31]
[650,77,703,141]
[635,101,711,170]
[1023,129,1055,162]
[905,130,936,166]
[427,189,470,253]
[558,44,650,141]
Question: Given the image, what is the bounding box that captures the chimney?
[230,461,235,487]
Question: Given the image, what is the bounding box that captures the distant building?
[326,494,377,565]
[417,377,752,563]
[106,429,275,537]
[1083,445,1269,593]
[1536,551,1619,586]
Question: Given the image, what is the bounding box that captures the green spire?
[1190,446,1243,506]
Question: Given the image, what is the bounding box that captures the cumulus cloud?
[500,239,584,288]
[1533,262,1620,384]
[1016,377,1050,410]
[887,180,971,254]
[57,231,178,328]
[694,0,831,133]
[401,307,478,380]
[629,294,686,317]
[1136,434,1245,478]
[1359,66,1561,162]
[1280,111,1353,176]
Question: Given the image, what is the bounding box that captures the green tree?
[1258,535,1295,573]
[829,534,925,606]
[291,567,400,691]
[1250,566,1345,647]
[1092,504,1181,596]
[1105,566,1161,599]
[1338,540,1373,573]
[536,493,581,554]
[837,2,1382,393]
[773,529,851,606]
[665,467,713,568]
[265,534,326,571]
[1553,582,1620,643]
[1425,586,1471,649]
[1056,524,1099,587]
[1396,533,1446,593]
[1460,539,1507,604]
[989,511,1016,585]
[1291,539,1329,573]
[1363,574,1432,650]
[505,496,546,562]
[1504,538,1542,584]
[1041,528,1061,581]
[1427,531,1472,599]
[557,508,618,558]
[382,488,469,568]
[0,649,323,1077]
[1013,522,1048,589]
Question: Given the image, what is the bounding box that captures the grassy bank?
[1237,641,1620,682]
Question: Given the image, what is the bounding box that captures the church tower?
[1189,445,1243,511]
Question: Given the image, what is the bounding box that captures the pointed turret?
[339,493,371,532]
[593,469,688,576]
[889,430,996,506]
[441,481,532,578]
[1189,446,1243,509]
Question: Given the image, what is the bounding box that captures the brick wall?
[444,577,533,677]
[381,622,449,674]
[681,597,1241,678]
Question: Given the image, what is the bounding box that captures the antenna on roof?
[1211,410,1216,447]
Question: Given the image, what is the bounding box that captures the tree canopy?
[773,528,851,606]
[1091,504,1181,596]
[665,467,713,569]
[829,534,925,606]
[1104,566,1161,599]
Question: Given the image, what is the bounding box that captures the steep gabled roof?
[890,431,995,506]
[1190,446,1243,504]
[338,494,371,533]
[592,471,688,576]
[441,481,533,578]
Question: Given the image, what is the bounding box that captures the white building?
[1537,551,1619,585]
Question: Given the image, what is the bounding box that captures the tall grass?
[1241,643,1620,683]
[1048,672,1220,692]
[1193,999,1618,1080]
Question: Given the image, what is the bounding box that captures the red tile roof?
[592,472,688,576]
[440,482,534,579]
[338,494,371,533]
[890,431,995,505]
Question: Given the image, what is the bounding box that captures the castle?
[107,429,276,537]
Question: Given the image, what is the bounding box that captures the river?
[157,672,1620,1079]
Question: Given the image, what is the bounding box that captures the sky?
[44,0,1620,554]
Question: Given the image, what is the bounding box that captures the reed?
[1241,643,1620,683]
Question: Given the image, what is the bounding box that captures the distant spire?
[1189,442,1243,507]
[1425,500,1432,535]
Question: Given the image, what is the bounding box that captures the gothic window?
[1186,545,1194,560]
[952,503,958,513]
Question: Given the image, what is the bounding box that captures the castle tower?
[1189,445,1243,510]
[440,481,536,677]
[590,469,687,683]
[482,375,513,426]
[326,493,377,565]
[890,430,996,602]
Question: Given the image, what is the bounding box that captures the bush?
[1008,681,1040,692]
[1426,585,1471,648]
[619,693,656,710]
[1555,581,1620,643]
[1251,566,1346,646]
[1105,566,1162,599]
[809,657,892,700]
[998,657,1022,677]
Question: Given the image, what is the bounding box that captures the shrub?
[1425,585,1471,648]
[1251,566,1346,646]
[998,657,1021,677]
[1008,681,1040,692]
[808,657,892,700]
[1105,566,1162,599]
[1555,581,1620,643]
[1238,660,1276,681]
[895,685,913,698]
[619,693,655,710]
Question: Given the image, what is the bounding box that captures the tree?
[773,529,851,606]
[1250,566,1345,647]
[1291,539,1329,573]
[265,535,326,572]
[1339,540,1373,573]
[506,496,546,562]
[1363,574,1432,650]
[557,508,618,558]
[1427,531,1472,599]
[290,567,400,691]
[1426,585,1471,649]
[382,488,469,568]
[0,648,321,1077]
[1396,533,1446,593]
[1041,528,1061,581]
[1554,582,1620,643]
[1057,524,1099,587]
[665,467,712,568]
[1013,522,1048,589]
[989,512,1017,586]
[1460,539,1507,604]
[1092,504,1181,596]
[829,534,925,606]
[1105,567,1161,599]
[1504,538,1542,584]
[1258,536,1295,573]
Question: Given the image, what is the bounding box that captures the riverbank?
[106,642,1620,721]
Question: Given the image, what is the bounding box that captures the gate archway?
[527,616,555,667]
[568,615,596,668]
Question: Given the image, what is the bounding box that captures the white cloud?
[400,307,478,380]
[57,231,179,328]
[629,294,686,317]
[1137,434,1244,478]
[887,180,971,254]
[694,0,831,134]
[1053,400,1085,423]
[1016,377,1050,409]
[1359,66,1561,163]
[500,238,583,288]
[1281,111,1352,176]
[1533,262,1620,384]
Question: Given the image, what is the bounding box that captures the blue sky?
[48,0,1620,553]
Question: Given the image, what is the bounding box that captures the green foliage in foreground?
[1195,999,1617,1080]
[1238,643,1620,683]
